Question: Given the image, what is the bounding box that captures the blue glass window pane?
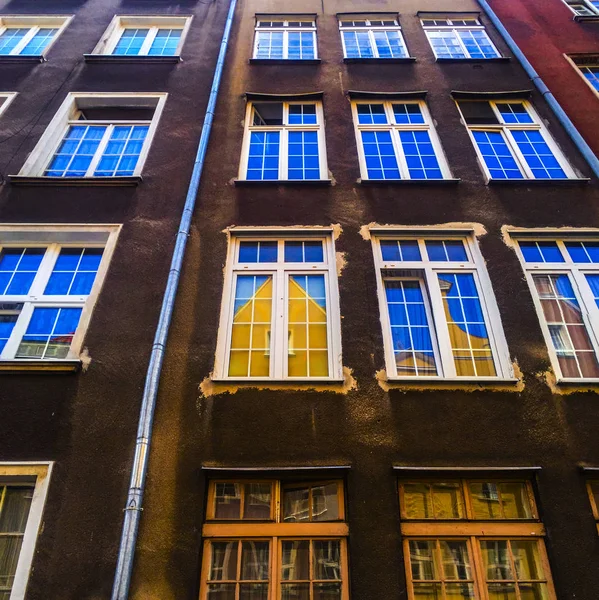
[472,130,523,179]
[565,241,599,263]
[586,274,599,309]
[0,248,45,295]
[148,29,182,56]
[426,240,467,262]
[288,105,317,125]
[380,240,422,262]
[427,30,465,58]
[361,130,399,179]
[497,103,533,124]
[399,130,442,179]
[372,30,407,58]
[94,125,148,177]
[247,131,280,180]
[581,66,599,91]
[357,104,387,125]
[256,31,284,59]
[288,131,320,180]
[284,241,324,262]
[0,315,17,354]
[458,30,498,59]
[113,29,149,55]
[343,30,373,58]
[510,130,566,179]
[392,104,425,125]
[238,241,277,263]
[519,241,564,263]
[0,29,27,55]
[287,31,314,60]
[21,28,58,55]
[44,248,103,295]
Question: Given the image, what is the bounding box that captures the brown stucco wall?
[130,0,599,599]
[0,0,229,598]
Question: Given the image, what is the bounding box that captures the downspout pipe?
[110,0,238,596]
[477,0,599,179]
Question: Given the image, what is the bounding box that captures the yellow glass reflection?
[511,541,543,580]
[403,483,463,519]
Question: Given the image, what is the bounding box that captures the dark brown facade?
[0,0,229,598]
[125,1,599,600]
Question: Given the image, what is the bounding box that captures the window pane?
[343,30,373,58]
[497,103,533,124]
[472,130,523,179]
[458,29,498,59]
[243,483,272,519]
[432,482,464,518]
[425,240,467,262]
[288,104,317,125]
[533,274,599,378]
[0,29,27,55]
[399,130,443,179]
[0,487,33,533]
[281,540,310,580]
[393,103,425,125]
[0,536,24,593]
[95,125,148,177]
[209,541,239,580]
[288,275,328,377]
[519,241,564,263]
[565,241,599,263]
[288,31,315,60]
[247,131,280,180]
[239,241,278,263]
[458,101,500,125]
[0,314,18,355]
[214,482,241,519]
[480,540,513,580]
[281,584,310,600]
[44,248,103,295]
[241,541,270,580]
[579,65,599,91]
[403,483,432,518]
[356,104,387,125]
[312,483,339,521]
[445,583,476,599]
[380,240,421,262]
[499,483,533,519]
[373,30,407,58]
[148,29,182,56]
[313,582,341,600]
[361,130,400,180]
[256,31,283,59]
[427,30,465,58]
[288,131,320,180]
[386,280,438,376]
[487,583,517,600]
[469,482,502,519]
[21,28,58,55]
[440,540,472,580]
[0,248,45,295]
[510,541,544,580]
[412,583,442,599]
[113,29,149,55]
[229,275,272,377]
[284,241,324,263]
[409,540,438,580]
[283,486,309,522]
[313,540,341,579]
[511,130,566,179]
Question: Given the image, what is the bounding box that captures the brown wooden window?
[587,480,599,534]
[399,479,557,600]
[200,479,349,600]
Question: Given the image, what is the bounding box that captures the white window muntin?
[239,101,328,181]
[457,99,576,180]
[17,92,167,178]
[91,16,191,56]
[0,16,71,56]
[0,225,120,361]
[338,18,407,59]
[215,233,342,381]
[351,100,451,180]
[421,17,500,60]
[513,237,599,381]
[0,463,52,600]
[564,0,599,16]
[371,232,512,380]
[253,18,317,60]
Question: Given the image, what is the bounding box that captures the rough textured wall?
[0,0,228,597]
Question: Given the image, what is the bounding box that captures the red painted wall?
[489,0,599,156]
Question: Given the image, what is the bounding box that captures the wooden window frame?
[587,480,599,534]
[17,92,167,179]
[213,231,343,382]
[370,231,513,381]
[350,99,452,181]
[0,16,72,57]
[238,101,328,182]
[0,224,121,362]
[455,100,576,181]
[399,478,557,600]
[511,235,599,382]
[421,16,501,60]
[200,479,349,600]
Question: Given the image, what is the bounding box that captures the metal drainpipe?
[477,0,599,179]
[110,0,238,596]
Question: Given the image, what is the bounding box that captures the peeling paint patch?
[376,368,523,393]
[199,366,357,398]
[502,225,599,251]
[361,222,487,241]
[541,369,599,395]
[336,251,347,277]
[79,347,92,372]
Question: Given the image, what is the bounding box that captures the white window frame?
[0,92,17,118]
[252,17,317,60]
[0,224,121,362]
[214,230,343,381]
[239,100,328,181]
[90,15,192,56]
[17,92,168,178]
[421,16,501,60]
[563,0,599,17]
[511,233,599,382]
[456,99,576,181]
[350,99,451,181]
[0,16,72,57]
[0,462,52,600]
[338,16,409,59]
[565,54,599,98]
[371,229,513,381]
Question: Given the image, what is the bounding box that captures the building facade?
[0,0,229,598]
[124,0,599,599]
[488,0,599,156]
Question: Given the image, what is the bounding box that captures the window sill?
[436,57,510,63]
[9,175,142,187]
[343,57,416,64]
[0,359,81,373]
[384,376,521,391]
[0,55,44,63]
[83,54,181,64]
[234,179,332,186]
[574,14,599,22]
[249,58,321,65]
[359,178,460,185]
[557,377,599,385]
[211,378,345,384]
[488,177,590,186]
